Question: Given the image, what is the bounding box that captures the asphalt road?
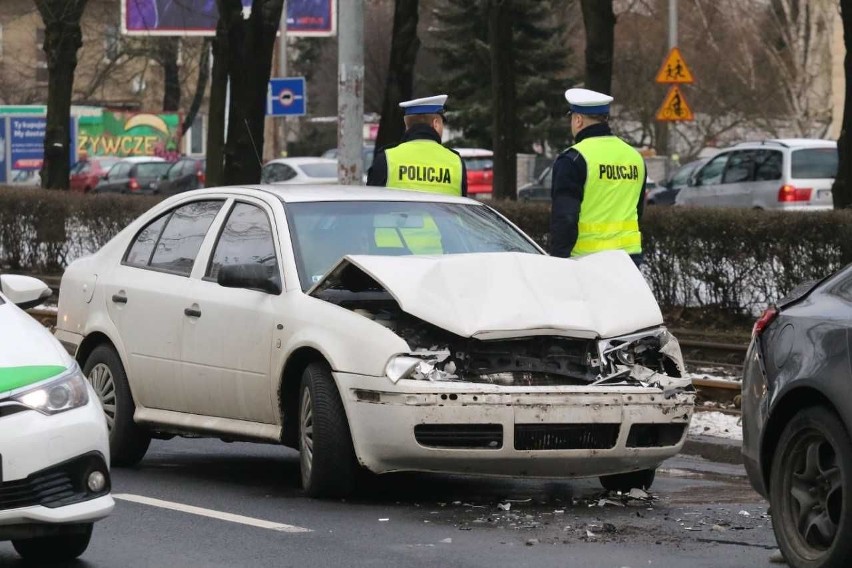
[0,439,779,568]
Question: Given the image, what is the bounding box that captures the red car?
[455,148,493,199]
[69,157,121,193]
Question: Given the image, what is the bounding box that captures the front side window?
[300,163,337,179]
[722,151,754,184]
[206,203,279,286]
[287,201,540,290]
[137,200,224,276]
[696,154,729,186]
[167,162,184,180]
[110,163,131,179]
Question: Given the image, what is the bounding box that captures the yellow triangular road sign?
[656,85,694,121]
[655,47,694,84]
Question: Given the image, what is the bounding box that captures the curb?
[681,434,743,464]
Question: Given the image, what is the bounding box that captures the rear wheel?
[299,361,357,498]
[13,523,93,562]
[599,468,656,492]
[83,344,151,466]
[770,406,852,568]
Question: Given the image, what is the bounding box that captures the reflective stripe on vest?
[386,139,463,196]
[571,136,645,257]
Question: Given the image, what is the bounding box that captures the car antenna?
[244,119,263,170]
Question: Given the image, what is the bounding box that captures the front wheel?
[299,362,357,498]
[13,524,93,562]
[599,468,656,492]
[769,406,852,568]
[83,344,151,466]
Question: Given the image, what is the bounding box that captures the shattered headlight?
[10,364,89,415]
[385,351,458,384]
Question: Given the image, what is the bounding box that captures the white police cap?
[399,94,448,116]
[564,88,613,114]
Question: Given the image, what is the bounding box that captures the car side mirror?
[217,263,281,294]
[0,274,52,309]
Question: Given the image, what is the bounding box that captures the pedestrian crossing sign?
[655,47,694,84]
[656,85,694,121]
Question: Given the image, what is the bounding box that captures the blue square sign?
[267,77,306,117]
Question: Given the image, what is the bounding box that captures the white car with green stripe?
[0,275,113,563]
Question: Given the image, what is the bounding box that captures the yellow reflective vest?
[385,139,463,196]
[571,136,645,257]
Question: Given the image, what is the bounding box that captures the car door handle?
[184,307,202,318]
[111,294,127,304]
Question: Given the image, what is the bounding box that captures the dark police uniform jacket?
[549,123,646,258]
[367,124,468,196]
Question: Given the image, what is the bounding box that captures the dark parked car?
[645,158,708,206]
[157,157,206,195]
[517,167,552,202]
[94,160,171,195]
[518,166,658,204]
[743,266,852,567]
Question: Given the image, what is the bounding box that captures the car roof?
[266,157,338,167]
[184,184,477,205]
[731,139,836,150]
[116,156,166,162]
[454,148,493,158]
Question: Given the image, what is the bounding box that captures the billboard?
[77,110,182,160]
[123,0,336,37]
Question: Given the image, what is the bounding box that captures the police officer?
[550,88,646,266]
[367,95,467,196]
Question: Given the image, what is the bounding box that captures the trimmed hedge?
[0,188,158,273]
[1,186,849,314]
[492,201,852,314]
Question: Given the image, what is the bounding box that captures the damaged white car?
[55,185,694,498]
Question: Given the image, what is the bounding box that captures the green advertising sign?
[77,110,181,159]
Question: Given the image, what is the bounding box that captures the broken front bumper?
[336,372,694,477]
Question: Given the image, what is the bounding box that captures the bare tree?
[580,0,615,94]
[375,0,420,149]
[488,0,517,200]
[34,0,89,190]
[834,0,852,208]
[152,38,182,112]
[214,0,285,185]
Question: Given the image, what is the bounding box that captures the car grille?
[0,453,109,511]
[514,424,620,450]
[414,424,503,449]
[626,424,687,448]
[0,470,77,511]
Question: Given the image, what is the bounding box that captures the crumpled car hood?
[311,250,663,339]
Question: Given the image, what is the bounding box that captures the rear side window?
[792,148,838,179]
[754,150,782,181]
[125,200,224,275]
[126,214,169,267]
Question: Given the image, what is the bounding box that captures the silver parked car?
[675,139,836,210]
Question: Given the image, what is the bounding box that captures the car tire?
[83,344,151,467]
[599,468,656,492]
[299,361,357,498]
[769,406,852,568]
[12,523,93,562]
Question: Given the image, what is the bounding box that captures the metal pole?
[668,0,677,49]
[665,0,678,179]
[277,0,287,159]
[337,0,364,184]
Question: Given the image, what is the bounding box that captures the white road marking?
[113,493,312,533]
